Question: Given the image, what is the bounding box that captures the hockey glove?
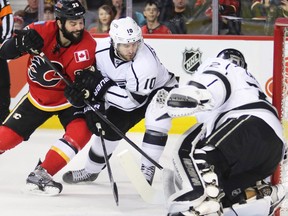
[165,84,214,117]
[14,29,44,55]
[84,101,105,135]
[64,84,87,108]
[76,67,115,101]
[64,70,90,108]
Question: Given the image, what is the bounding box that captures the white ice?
[0,129,178,216]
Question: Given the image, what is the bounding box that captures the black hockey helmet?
[55,0,85,20]
[217,48,247,69]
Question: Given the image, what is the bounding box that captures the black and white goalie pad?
[165,85,214,117]
[164,124,223,215]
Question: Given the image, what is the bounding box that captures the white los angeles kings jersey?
[96,37,177,111]
[192,57,284,141]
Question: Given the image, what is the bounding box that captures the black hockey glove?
[77,67,115,101]
[64,72,89,108]
[14,29,44,55]
[64,84,87,108]
[84,101,105,135]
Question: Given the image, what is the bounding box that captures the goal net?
[272,17,288,215]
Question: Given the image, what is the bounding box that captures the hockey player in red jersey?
[161,49,286,215]
[0,0,96,195]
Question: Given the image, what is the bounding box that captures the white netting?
[279,26,288,215]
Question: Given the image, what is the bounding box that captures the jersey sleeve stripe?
[203,70,231,104]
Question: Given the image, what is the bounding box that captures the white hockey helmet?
[109,17,143,49]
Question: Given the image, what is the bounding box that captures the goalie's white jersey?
[192,57,283,141]
[96,37,177,111]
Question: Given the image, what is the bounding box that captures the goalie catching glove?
[165,82,214,117]
[14,29,44,55]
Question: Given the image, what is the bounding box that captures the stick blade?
[117,149,165,205]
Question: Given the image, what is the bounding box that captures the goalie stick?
[39,52,163,170]
[117,149,165,205]
[116,124,206,205]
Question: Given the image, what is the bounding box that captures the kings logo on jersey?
[182,48,202,74]
[74,50,90,63]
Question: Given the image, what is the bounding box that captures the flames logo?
[28,56,63,87]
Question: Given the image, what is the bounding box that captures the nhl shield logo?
[183,48,202,74]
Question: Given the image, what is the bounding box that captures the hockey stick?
[117,149,165,205]
[116,124,207,205]
[96,123,119,206]
[39,52,163,170]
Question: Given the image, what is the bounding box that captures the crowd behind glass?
[15,0,288,36]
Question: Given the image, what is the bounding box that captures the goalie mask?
[217,48,247,70]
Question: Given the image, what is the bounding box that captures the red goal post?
[273,18,288,215]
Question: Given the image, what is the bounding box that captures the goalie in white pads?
[162,49,286,215]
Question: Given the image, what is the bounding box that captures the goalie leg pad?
[166,124,223,215]
[223,196,271,216]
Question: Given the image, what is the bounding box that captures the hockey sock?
[141,130,167,166]
[0,126,23,150]
[41,138,78,176]
[41,149,67,176]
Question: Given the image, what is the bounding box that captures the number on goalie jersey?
[164,49,285,215]
[62,17,178,185]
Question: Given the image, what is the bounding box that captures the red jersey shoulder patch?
[74,50,90,63]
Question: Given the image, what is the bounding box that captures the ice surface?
[0,129,177,216]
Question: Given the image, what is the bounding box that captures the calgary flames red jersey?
[26,20,96,111]
[141,25,172,34]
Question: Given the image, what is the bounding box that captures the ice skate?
[256,183,286,216]
[62,168,99,184]
[25,165,63,196]
[141,164,155,185]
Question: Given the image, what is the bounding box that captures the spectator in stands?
[205,0,241,35]
[251,0,288,35]
[88,4,115,34]
[44,0,56,5]
[13,10,25,31]
[79,0,96,29]
[165,0,193,34]
[13,15,25,31]
[111,0,126,20]
[141,0,172,34]
[86,0,106,11]
[109,0,146,26]
[43,4,54,21]
[23,0,38,27]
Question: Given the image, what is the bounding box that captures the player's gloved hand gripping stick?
[38,52,163,170]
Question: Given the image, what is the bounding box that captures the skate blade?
[22,183,61,196]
